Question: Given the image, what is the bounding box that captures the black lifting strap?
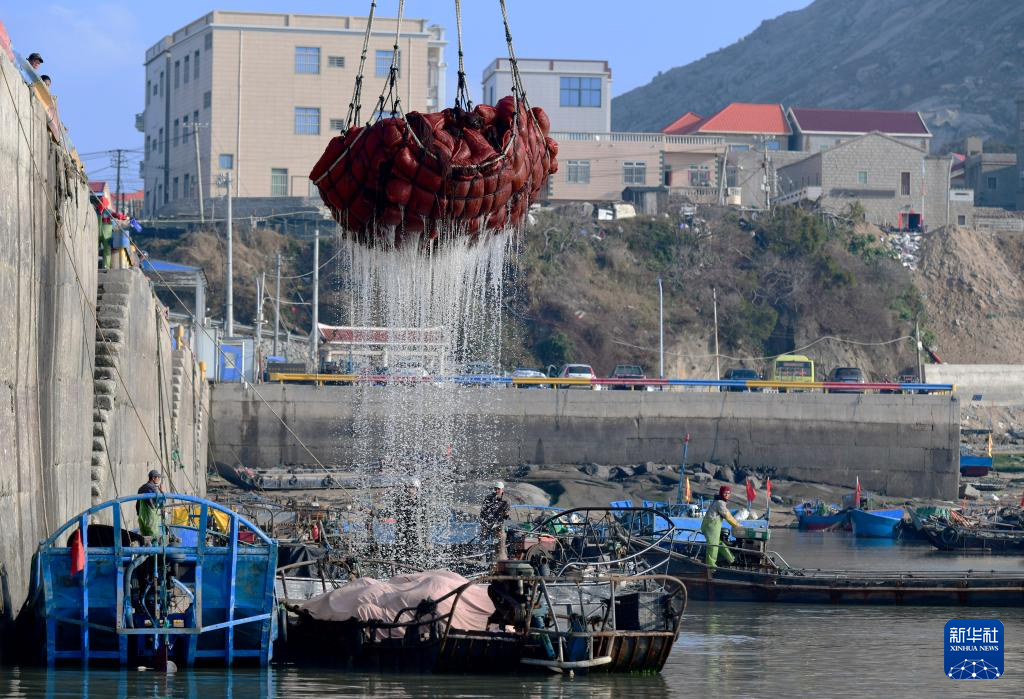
[346,0,378,130]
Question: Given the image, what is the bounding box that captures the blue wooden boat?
[960,454,993,477]
[849,508,905,538]
[33,493,278,667]
[793,502,850,531]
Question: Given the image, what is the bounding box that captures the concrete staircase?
[90,272,131,504]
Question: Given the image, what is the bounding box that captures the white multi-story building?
[481,58,611,134]
[139,11,446,216]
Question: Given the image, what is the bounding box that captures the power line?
[611,334,914,362]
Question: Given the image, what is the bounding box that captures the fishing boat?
[920,522,1024,554]
[31,493,278,668]
[849,508,905,539]
[643,534,1024,606]
[793,502,849,531]
[279,560,687,674]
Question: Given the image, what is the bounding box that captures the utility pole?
[193,124,205,224]
[761,137,771,211]
[310,228,320,372]
[225,172,234,336]
[273,253,282,356]
[657,277,665,379]
[112,149,125,211]
[915,319,924,383]
[254,273,264,380]
[713,287,721,380]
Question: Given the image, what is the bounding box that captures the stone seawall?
[0,55,208,648]
[210,385,960,500]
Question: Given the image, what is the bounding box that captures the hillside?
[612,0,1024,148]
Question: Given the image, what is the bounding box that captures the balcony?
[550,132,725,146]
[135,113,144,133]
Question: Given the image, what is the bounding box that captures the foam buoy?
[69,529,85,576]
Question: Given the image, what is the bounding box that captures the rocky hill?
[612,0,1024,149]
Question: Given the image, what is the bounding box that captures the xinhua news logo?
[945,619,1004,679]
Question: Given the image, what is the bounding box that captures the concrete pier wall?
[0,55,208,646]
[210,385,961,500]
[925,364,1024,407]
[0,56,97,632]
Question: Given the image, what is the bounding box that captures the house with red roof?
[663,102,791,151]
[787,107,932,153]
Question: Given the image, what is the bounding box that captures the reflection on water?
[2,532,1021,697]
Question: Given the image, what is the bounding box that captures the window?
[294,107,320,135]
[329,118,346,131]
[173,119,179,146]
[193,110,199,128]
[204,33,213,51]
[203,91,211,109]
[145,135,151,154]
[489,85,495,105]
[183,115,189,136]
[857,171,868,185]
[172,177,179,200]
[688,165,710,186]
[566,160,590,184]
[375,49,399,78]
[174,60,180,89]
[295,47,320,74]
[194,50,200,79]
[183,173,190,198]
[900,171,911,196]
[957,214,966,226]
[559,77,601,107]
[151,79,157,97]
[159,71,164,97]
[158,128,164,152]
[146,80,151,105]
[623,161,646,185]
[271,168,289,196]
[184,55,190,83]
[987,176,997,190]
[328,55,345,68]
[219,153,234,170]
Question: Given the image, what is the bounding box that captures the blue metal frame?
[36,493,277,668]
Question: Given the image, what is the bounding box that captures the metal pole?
[113,149,123,212]
[713,287,721,380]
[916,319,924,383]
[658,277,664,379]
[273,253,281,356]
[255,274,263,380]
[225,173,234,336]
[311,229,320,372]
[194,124,205,224]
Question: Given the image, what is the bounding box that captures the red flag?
[745,478,756,504]
[1020,490,1024,508]
[766,477,772,502]
[855,476,862,508]
[70,529,85,576]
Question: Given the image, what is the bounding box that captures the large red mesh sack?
[310,96,558,247]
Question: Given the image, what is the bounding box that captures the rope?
[369,0,407,123]
[454,0,472,110]
[346,0,377,129]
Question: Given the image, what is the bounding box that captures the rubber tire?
[940,526,959,547]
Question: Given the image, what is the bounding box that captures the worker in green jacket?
[701,485,744,569]
[137,470,163,540]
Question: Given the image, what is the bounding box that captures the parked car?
[458,361,503,387]
[558,364,600,390]
[511,368,548,388]
[826,367,867,393]
[378,363,435,386]
[721,367,761,392]
[609,364,652,391]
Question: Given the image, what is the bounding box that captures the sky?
[3,0,812,190]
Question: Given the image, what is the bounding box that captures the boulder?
[692,472,714,484]
[714,465,735,483]
[577,463,612,480]
[959,484,981,500]
[610,466,635,481]
[506,482,552,507]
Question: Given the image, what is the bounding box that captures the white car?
[559,364,601,390]
[511,368,548,388]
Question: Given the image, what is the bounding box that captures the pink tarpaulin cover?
[296,569,494,637]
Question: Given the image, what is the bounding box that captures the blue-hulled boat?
[611,499,768,544]
[793,502,850,531]
[33,493,278,668]
[849,508,905,538]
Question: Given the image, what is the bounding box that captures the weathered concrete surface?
[925,364,1024,407]
[92,268,208,509]
[0,56,96,635]
[210,385,960,500]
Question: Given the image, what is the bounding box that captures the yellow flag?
[988,433,993,457]
[685,476,692,503]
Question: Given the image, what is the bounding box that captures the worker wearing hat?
[480,480,511,561]
[136,469,163,540]
[27,53,43,70]
[701,485,744,569]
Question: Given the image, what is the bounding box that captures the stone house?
[787,107,932,152]
[776,132,972,229]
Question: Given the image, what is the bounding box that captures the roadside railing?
[264,372,955,394]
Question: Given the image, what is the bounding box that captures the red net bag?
[310,95,558,247]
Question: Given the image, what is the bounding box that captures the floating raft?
[33,493,278,667]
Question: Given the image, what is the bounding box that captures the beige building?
[140,11,446,216]
[548,132,727,204]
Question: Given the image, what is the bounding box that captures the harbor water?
[2,530,1021,697]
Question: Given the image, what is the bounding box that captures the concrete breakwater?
[0,56,206,649]
[210,384,960,500]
